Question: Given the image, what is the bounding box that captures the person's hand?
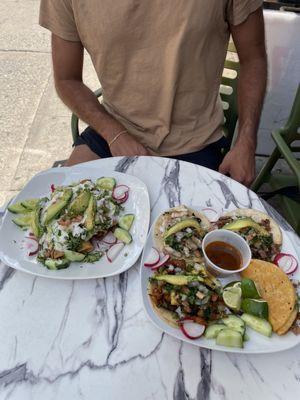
[109,132,149,156]
[218,144,256,187]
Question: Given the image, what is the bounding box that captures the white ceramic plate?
[0,165,150,279]
[141,211,300,354]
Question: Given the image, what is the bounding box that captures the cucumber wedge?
[118,214,135,231]
[44,258,70,270]
[222,315,245,336]
[12,213,33,228]
[205,324,226,339]
[114,227,132,244]
[64,250,85,262]
[96,177,116,191]
[216,328,243,348]
[241,313,272,337]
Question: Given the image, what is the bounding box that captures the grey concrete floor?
[0,0,294,212]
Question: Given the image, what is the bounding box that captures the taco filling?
[148,259,226,325]
[216,216,280,261]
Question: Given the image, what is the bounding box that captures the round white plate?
[140,212,300,354]
[0,165,150,279]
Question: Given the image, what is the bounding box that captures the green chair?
[71,43,240,147]
[251,85,300,234]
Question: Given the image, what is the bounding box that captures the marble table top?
[0,156,299,400]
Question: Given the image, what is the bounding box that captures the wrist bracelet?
[108,130,127,147]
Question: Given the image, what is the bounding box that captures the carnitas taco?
[154,205,211,262]
[215,209,282,261]
[148,258,224,329]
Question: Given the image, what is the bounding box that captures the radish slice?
[201,207,221,222]
[116,192,129,204]
[50,184,55,193]
[102,231,118,245]
[106,242,125,263]
[24,237,39,256]
[274,253,298,275]
[113,185,129,201]
[180,319,206,340]
[151,254,170,270]
[144,247,160,267]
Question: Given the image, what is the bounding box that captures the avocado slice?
[42,189,72,225]
[12,213,33,228]
[31,206,42,238]
[68,190,91,216]
[153,275,204,286]
[8,201,31,214]
[223,218,269,236]
[84,194,96,231]
[164,219,204,239]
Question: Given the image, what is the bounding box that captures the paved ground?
[0,0,99,207]
[0,0,294,213]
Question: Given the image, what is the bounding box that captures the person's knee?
[65,144,100,166]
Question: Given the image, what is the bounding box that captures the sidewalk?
[0,0,98,207]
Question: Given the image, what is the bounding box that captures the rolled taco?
[216,208,282,261]
[154,205,211,262]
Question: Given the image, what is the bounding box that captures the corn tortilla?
[223,208,282,246]
[241,259,296,332]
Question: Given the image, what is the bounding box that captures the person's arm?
[52,34,149,156]
[219,7,267,186]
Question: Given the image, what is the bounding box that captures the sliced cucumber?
[12,213,33,227]
[118,214,135,231]
[8,202,31,214]
[114,227,132,244]
[44,258,70,270]
[216,328,243,348]
[204,324,226,339]
[241,313,272,337]
[21,199,41,211]
[64,250,85,262]
[223,315,245,336]
[96,177,116,190]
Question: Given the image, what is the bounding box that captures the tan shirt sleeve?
[227,0,263,26]
[39,0,80,41]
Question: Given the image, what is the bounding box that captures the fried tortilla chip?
[241,259,296,333]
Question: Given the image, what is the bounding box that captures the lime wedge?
[241,298,268,319]
[241,279,260,299]
[222,286,242,311]
[224,280,240,290]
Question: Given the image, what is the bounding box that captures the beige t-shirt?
[40,0,262,156]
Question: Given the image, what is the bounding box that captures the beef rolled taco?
[154,205,211,262]
[216,209,282,261]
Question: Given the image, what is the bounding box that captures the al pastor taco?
[215,208,282,262]
[154,205,211,262]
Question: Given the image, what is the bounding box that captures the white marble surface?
[0,156,299,400]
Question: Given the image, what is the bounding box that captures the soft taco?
[148,259,223,329]
[154,205,211,262]
[216,208,282,261]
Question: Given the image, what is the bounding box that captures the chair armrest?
[71,88,103,144]
[272,129,300,188]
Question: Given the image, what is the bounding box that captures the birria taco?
[216,208,282,261]
[154,205,211,262]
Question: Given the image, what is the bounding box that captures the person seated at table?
[39,0,267,186]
